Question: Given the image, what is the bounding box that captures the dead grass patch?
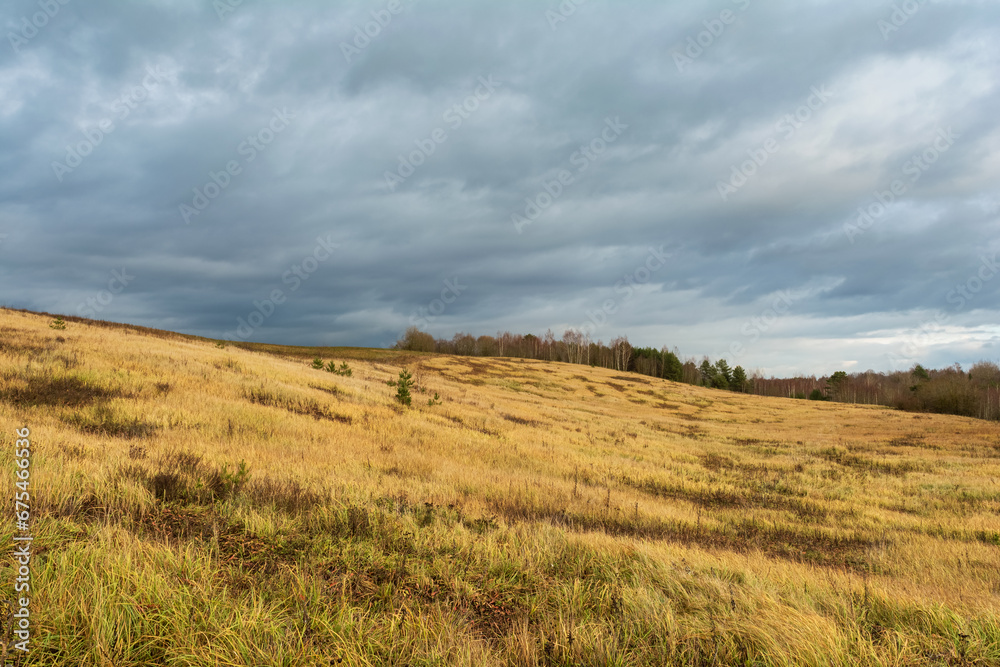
[1,374,121,407]
[502,413,543,427]
[244,385,351,423]
[63,403,159,439]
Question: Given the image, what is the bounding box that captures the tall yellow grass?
[0,308,998,665]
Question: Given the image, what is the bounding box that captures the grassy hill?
[1,307,998,666]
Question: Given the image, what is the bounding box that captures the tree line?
[395,327,750,389]
[751,363,1000,420]
[395,326,1000,421]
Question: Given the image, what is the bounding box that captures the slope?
[0,308,998,666]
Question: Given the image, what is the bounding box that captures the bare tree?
[610,336,632,371]
[562,329,586,365]
[543,329,556,361]
[476,335,497,356]
[452,332,476,356]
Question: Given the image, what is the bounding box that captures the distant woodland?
[396,327,1000,421]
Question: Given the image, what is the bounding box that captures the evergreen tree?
[714,359,733,389]
[699,359,716,386]
[827,371,848,400]
[662,349,683,381]
[731,366,748,392]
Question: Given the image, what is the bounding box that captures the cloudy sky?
[3,0,999,376]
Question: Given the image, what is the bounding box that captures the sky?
[2,0,999,377]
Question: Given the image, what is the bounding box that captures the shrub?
[808,389,828,401]
[322,360,352,376]
[219,459,251,498]
[50,317,66,330]
[427,392,441,406]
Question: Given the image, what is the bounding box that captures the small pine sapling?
[395,369,414,406]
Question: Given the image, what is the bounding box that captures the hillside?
[1,308,998,666]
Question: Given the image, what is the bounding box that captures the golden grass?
[0,307,998,665]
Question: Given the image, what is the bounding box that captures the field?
[1,307,998,666]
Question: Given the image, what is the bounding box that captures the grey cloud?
[2,0,999,374]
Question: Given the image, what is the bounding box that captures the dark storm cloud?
[2,0,999,374]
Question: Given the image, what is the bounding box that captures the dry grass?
[1,307,998,665]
